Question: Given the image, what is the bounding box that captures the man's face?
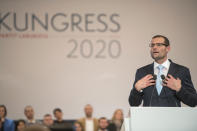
[54,111,63,120]
[43,115,54,126]
[24,107,34,120]
[84,105,93,118]
[17,121,26,130]
[0,107,5,118]
[150,37,170,62]
[99,119,108,130]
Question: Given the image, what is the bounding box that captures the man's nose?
[152,45,158,49]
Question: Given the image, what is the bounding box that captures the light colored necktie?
[156,65,164,95]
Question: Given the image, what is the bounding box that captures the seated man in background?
[16,119,26,131]
[77,104,98,131]
[24,105,41,126]
[52,108,73,131]
[43,114,54,127]
[53,108,66,124]
[98,117,109,131]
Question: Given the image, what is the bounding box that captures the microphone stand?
[149,74,157,106]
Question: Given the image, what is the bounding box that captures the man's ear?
[166,45,170,52]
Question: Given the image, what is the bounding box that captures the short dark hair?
[44,114,52,117]
[152,35,170,46]
[98,117,108,122]
[0,105,7,117]
[53,108,62,115]
[17,119,26,127]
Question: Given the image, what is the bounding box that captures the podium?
[123,107,197,131]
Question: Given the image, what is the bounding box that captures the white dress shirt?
[86,119,94,131]
[154,59,171,77]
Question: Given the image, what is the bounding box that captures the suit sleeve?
[129,69,144,106]
[176,68,197,107]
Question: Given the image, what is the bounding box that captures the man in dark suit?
[129,35,197,107]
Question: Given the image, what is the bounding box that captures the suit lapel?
[146,62,154,75]
[146,63,159,96]
[167,60,177,76]
[160,60,177,95]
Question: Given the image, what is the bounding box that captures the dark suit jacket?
[129,60,197,107]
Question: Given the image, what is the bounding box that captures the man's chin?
[151,55,158,60]
[86,115,92,118]
[152,56,161,61]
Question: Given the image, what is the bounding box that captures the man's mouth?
[153,51,159,54]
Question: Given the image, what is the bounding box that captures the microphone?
[149,74,157,106]
[161,74,178,107]
[153,74,157,81]
[161,75,165,81]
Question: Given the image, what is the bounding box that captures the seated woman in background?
[110,109,124,131]
[74,121,83,131]
[0,105,15,131]
[16,119,26,131]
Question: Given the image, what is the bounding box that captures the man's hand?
[163,74,181,92]
[135,74,155,91]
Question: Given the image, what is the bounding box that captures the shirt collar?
[27,119,36,123]
[154,59,170,69]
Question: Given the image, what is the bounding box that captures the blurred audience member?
[23,125,50,131]
[98,117,109,131]
[77,104,98,131]
[53,108,66,124]
[16,119,26,131]
[24,105,41,126]
[110,109,123,131]
[52,108,73,131]
[0,105,15,131]
[43,114,54,127]
[74,121,83,131]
